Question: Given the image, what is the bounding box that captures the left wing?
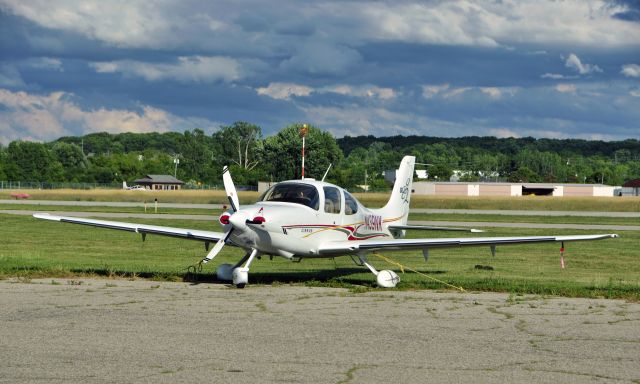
[33,213,225,243]
[318,234,618,255]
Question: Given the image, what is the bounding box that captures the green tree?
[263,124,342,181]
[52,142,88,181]
[213,122,262,170]
[5,141,63,181]
[509,166,542,182]
[428,163,453,180]
[178,129,215,182]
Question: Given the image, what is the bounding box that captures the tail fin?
[376,155,415,225]
[122,181,127,190]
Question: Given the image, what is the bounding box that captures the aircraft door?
[322,186,343,225]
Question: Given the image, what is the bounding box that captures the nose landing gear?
[215,248,260,288]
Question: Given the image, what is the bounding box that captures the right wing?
[389,225,484,233]
[318,233,618,256]
[33,213,225,243]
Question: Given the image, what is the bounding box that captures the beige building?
[134,175,184,190]
[412,182,616,197]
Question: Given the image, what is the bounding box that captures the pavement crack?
[336,365,363,384]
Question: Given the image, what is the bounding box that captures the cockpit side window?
[344,191,359,215]
[260,183,319,210]
[323,186,341,214]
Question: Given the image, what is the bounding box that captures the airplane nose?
[229,210,249,231]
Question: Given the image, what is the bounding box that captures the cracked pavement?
[1,279,639,383]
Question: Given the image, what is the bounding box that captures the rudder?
[376,155,415,225]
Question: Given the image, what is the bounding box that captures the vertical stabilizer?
[375,156,415,225]
[122,181,127,190]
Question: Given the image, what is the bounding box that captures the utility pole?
[299,124,309,179]
[173,157,180,178]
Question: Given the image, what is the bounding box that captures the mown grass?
[1,213,638,300]
[0,204,224,216]
[4,189,640,211]
[3,203,637,226]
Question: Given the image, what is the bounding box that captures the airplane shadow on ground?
[67,267,447,286]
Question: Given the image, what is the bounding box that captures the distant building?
[621,179,640,196]
[258,181,276,194]
[134,175,184,190]
[385,169,428,183]
[412,182,617,197]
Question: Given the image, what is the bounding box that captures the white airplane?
[122,181,147,191]
[35,156,618,288]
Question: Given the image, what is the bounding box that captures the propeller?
[201,229,233,264]
[201,165,238,264]
[223,165,239,212]
[200,166,265,265]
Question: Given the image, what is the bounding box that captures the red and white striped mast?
[300,123,309,179]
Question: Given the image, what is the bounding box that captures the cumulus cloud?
[28,57,63,71]
[422,84,450,99]
[3,0,639,53]
[0,0,180,49]
[279,41,362,76]
[319,84,397,100]
[422,84,516,100]
[90,56,241,83]
[621,64,640,77]
[480,87,503,99]
[555,83,577,93]
[301,105,425,137]
[344,0,640,48]
[0,89,217,144]
[541,73,577,80]
[564,53,603,75]
[256,82,313,100]
[0,64,26,88]
[488,128,520,138]
[256,82,396,101]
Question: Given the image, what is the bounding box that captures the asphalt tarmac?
[1,278,638,383]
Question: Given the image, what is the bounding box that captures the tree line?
[1,122,639,189]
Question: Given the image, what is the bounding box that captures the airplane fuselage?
[222,180,406,259]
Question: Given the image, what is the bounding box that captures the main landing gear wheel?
[376,270,400,288]
[357,254,401,288]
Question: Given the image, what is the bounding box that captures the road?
[1,199,639,218]
[1,279,638,384]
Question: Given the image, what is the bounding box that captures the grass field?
[4,188,640,211]
[1,211,638,300]
[2,204,638,226]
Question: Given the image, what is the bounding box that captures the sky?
[0,0,639,144]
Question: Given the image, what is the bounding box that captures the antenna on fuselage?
[321,163,332,182]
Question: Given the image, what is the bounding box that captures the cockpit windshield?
[260,183,320,210]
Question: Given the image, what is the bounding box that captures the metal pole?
[302,135,305,179]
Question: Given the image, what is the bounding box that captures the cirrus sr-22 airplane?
[35,156,618,288]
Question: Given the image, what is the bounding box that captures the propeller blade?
[201,229,233,264]
[223,166,239,212]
